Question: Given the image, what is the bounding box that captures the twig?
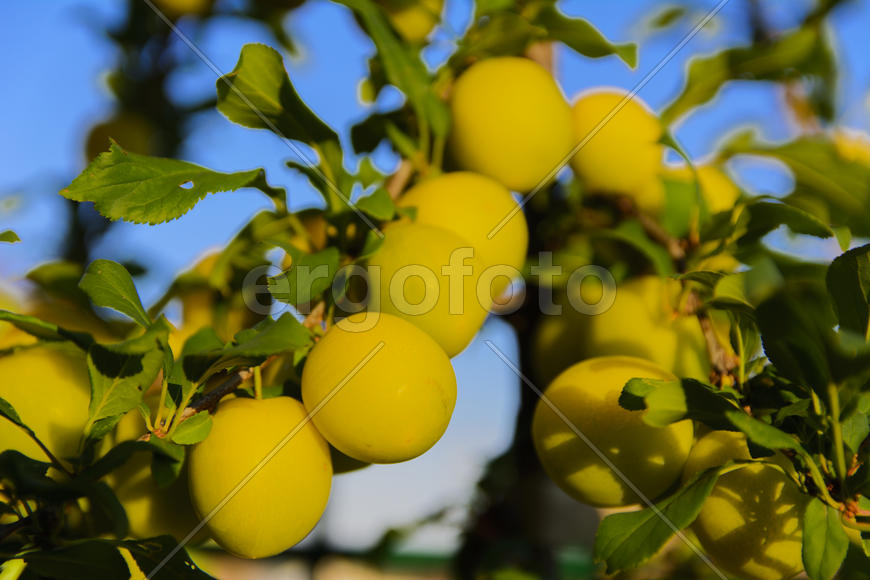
[386,160,414,200]
[635,211,687,266]
[685,291,739,380]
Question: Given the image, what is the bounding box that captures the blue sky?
[1,0,869,553]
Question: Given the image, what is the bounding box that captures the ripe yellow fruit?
[664,164,740,215]
[532,276,709,385]
[367,222,491,357]
[833,128,870,165]
[449,57,575,192]
[119,547,147,580]
[397,172,528,297]
[570,89,664,213]
[188,397,331,558]
[0,346,90,463]
[302,312,456,463]
[380,0,443,44]
[684,431,807,580]
[532,356,693,507]
[108,406,205,543]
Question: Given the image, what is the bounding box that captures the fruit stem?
[254,366,263,400]
[827,382,848,488]
[841,512,870,532]
[154,375,169,432]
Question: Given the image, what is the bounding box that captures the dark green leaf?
[711,257,783,310]
[0,311,95,350]
[61,143,264,225]
[0,230,20,243]
[79,259,151,327]
[826,244,870,339]
[594,464,727,572]
[0,395,24,427]
[802,498,849,580]
[755,284,837,396]
[170,412,212,445]
[595,220,675,276]
[663,26,835,124]
[123,535,214,579]
[620,378,741,430]
[726,410,803,452]
[22,540,130,580]
[740,200,834,245]
[85,321,169,439]
[723,131,870,237]
[535,5,636,67]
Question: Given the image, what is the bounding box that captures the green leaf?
[663,26,835,124]
[0,230,20,243]
[79,259,151,328]
[711,257,783,310]
[269,247,341,305]
[595,220,675,276]
[81,440,178,481]
[620,378,741,430]
[452,12,543,63]
[726,411,803,452]
[0,395,24,427]
[802,498,849,580]
[355,187,396,220]
[0,311,94,350]
[339,0,450,137]
[123,536,214,579]
[222,313,313,358]
[754,283,858,396]
[85,321,169,439]
[594,464,727,572]
[474,0,514,19]
[61,143,263,225]
[723,131,870,237]
[22,540,130,580]
[170,412,213,445]
[826,244,870,339]
[740,200,834,245]
[648,5,688,29]
[535,5,637,68]
[216,43,338,144]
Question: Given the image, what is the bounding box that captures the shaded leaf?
[170,412,213,445]
[535,5,636,67]
[123,535,214,579]
[0,311,95,350]
[594,464,728,572]
[802,497,849,580]
[620,378,741,430]
[0,230,20,243]
[22,540,130,580]
[826,244,870,339]
[85,320,169,439]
